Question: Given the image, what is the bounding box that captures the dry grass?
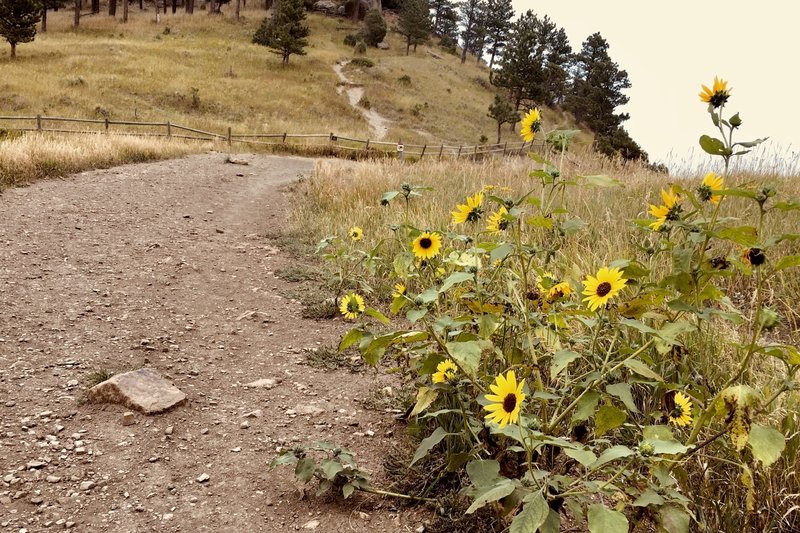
[0,132,205,188]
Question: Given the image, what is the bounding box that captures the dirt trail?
[0,154,422,532]
[333,61,391,140]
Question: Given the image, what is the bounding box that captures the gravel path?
[0,153,420,532]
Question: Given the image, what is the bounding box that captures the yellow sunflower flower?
[547,281,571,301]
[339,292,365,320]
[484,370,526,428]
[392,283,407,298]
[348,226,363,241]
[486,206,510,234]
[697,172,724,204]
[582,267,627,312]
[648,187,681,231]
[432,359,458,383]
[412,231,442,260]
[668,392,693,427]
[520,108,542,143]
[699,76,731,108]
[451,192,484,224]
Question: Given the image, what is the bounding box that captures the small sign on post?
[397,141,404,161]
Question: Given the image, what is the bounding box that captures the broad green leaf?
[606,383,640,413]
[748,424,786,467]
[588,504,629,533]
[446,340,482,377]
[410,427,449,466]
[490,243,515,263]
[339,329,366,351]
[734,137,768,148]
[407,308,428,323]
[718,225,758,247]
[342,482,355,499]
[418,288,439,303]
[466,480,515,514]
[775,255,800,271]
[699,135,727,156]
[633,488,665,507]
[510,491,549,533]
[319,459,343,480]
[641,425,688,454]
[540,510,561,533]
[620,318,659,336]
[551,350,581,379]
[410,386,440,417]
[380,190,400,204]
[595,405,627,437]
[294,457,316,483]
[580,174,621,187]
[564,447,597,468]
[571,391,601,423]
[592,445,634,469]
[657,505,690,533]
[466,459,502,488]
[365,307,390,325]
[560,218,587,235]
[624,359,664,381]
[440,272,473,293]
[528,215,554,229]
[390,296,407,314]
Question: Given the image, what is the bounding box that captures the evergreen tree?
[429,0,452,36]
[483,0,512,76]
[0,0,41,58]
[433,0,459,43]
[361,8,386,47]
[493,11,543,111]
[487,94,518,143]
[457,0,483,64]
[252,0,309,65]
[398,0,430,55]
[542,26,572,105]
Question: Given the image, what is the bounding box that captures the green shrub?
[361,8,386,47]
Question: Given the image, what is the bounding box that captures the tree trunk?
[496,122,501,144]
[283,50,289,65]
[235,0,239,18]
[209,0,216,13]
[186,0,193,14]
[139,0,143,10]
[109,0,117,16]
[92,0,99,13]
[10,42,16,59]
[488,49,496,83]
[413,43,417,52]
[74,0,80,27]
[172,0,177,13]
[123,0,129,20]
[350,0,358,22]
[41,7,47,32]
[405,36,410,56]
[460,43,467,64]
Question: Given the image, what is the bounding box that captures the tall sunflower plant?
[279,83,800,532]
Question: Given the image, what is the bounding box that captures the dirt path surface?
[333,61,391,140]
[0,154,422,532]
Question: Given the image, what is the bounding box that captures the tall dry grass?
[0,132,206,188]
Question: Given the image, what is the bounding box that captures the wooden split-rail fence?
[0,114,540,161]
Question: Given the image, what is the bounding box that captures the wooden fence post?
[282,132,287,143]
[36,115,42,131]
[457,145,463,159]
[365,139,370,150]
[420,144,427,159]
[227,126,232,147]
[166,121,172,138]
[503,141,508,156]
[438,144,444,161]
[104,117,109,133]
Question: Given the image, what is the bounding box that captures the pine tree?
[542,26,572,105]
[398,0,430,55]
[361,8,386,47]
[429,0,453,36]
[487,94,518,143]
[433,0,459,47]
[483,0,512,76]
[458,0,483,64]
[0,0,41,58]
[493,11,543,111]
[252,0,309,65]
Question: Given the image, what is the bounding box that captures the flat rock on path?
[0,154,420,533]
[87,367,187,414]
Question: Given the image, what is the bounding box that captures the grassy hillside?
[0,6,589,147]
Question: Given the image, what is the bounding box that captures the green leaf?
[657,505,690,533]
[446,340,482,377]
[620,318,659,336]
[560,218,586,235]
[595,405,627,437]
[734,137,768,148]
[295,457,316,483]
[410,386,440,417]
[633,488,665,507]
[390,296,407,314]
[319,459,343,481]
[571,391,601,424]
[551,350,581,379]
[339,329,366,351]
[748,424,786,467]
[490,243,515,263]
[510,492,549,533]
[775,255,800,271]
[467,459,502,488]
[466,480,515,514]
[699,135,727,156]
[624,359,664,381]
[592,445,634,469]
[406,308,428,323]
[380,190,400,204]
[580,174,621,187]
[439,271,473,293]
[718,225,758,247]
[564,447,597,468]
[418,288,439,303]
[365,307,390,325]
[587,504,629,533]
[342,482,355,499]
[606,383,640,413]
[410,427,449,466]
[528,215,554,229]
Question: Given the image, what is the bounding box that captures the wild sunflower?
[696,172,724,204]
[412,231,442,260]
[484,370,526,428]
[520,108,542,143]
[668,392,693,427]
[392,283,407,299]
[582,266,627,312]
[432,359,458,383]
[348,226,363,241]
[339,292,365,320]
[648,187,682,231]
[699,76,731,108]
[451,192,484,224]
[486,206,510,234]
[547,281,572,301]
[741,247,766,267]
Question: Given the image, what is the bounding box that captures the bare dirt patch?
[0,154,426,532]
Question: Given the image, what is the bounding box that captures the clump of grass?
[349,57,374,68]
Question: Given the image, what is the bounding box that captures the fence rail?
[0,115,539,161]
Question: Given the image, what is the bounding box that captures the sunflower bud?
[758,307,781,331]
[729,113,743,128]
[638,443,655,456]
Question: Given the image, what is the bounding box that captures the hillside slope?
[1,7,590,147]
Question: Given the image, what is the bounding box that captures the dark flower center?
[666,204,683,221]
[466,207,483,222]
[747,248,766,266]
[346,299,359,312]
[526,290,541,301]
[596,282,612,297]
[696,184,712,202]
[420,237,432,249]
[502,393,517,413]
[670,406,685,419]
[710,256,730,270]
[709,91,730,108]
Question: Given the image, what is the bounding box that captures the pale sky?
[512,0,800,173]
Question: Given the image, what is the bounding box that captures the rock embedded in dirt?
[121,412,136,426]
[87,368,187,414]
[244,378,280,389]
